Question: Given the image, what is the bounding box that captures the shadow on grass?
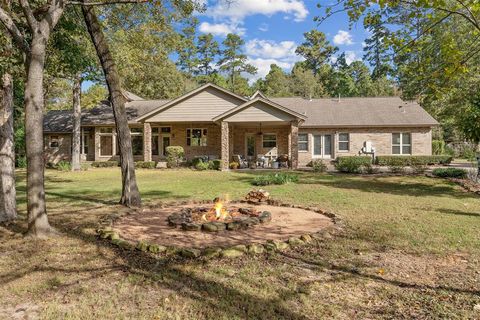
[436,208,480,218]
[278,250,480,297]
[231,171,474,199]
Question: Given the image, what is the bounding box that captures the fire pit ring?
[167,198,272,232]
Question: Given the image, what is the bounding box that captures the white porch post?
[220,121,229,170]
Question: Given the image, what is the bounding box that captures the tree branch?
[18,0,38,30]
[66,0,149,6]
[0,7,29,52]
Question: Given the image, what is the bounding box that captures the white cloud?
[258,23,269,32]
[247,58,294,81]
[205,0,309,22]
[345,51,361,64]
[333,30,354,45]
[245,39,298,60]
[198,21,245,36]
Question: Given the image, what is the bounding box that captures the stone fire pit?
[167,200,272,232]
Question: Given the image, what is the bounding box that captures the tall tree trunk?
[25,29,56,237]
[0,72,16,223]
[82,5,141,207]
[71,75,82,171]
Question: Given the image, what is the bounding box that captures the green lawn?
[1,168,479,319]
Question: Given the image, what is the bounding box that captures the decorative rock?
[300,234,312,243]
[181,248,201,258]
[203,247,222,258]
[110,232,120,240]
[221,249,244,258]
[248,217,260,225]
[117,240,135,250]
[136,241,149,252]
[226,221,243,231]
[182,223,202,231]
[148,244,167,254]
[264,242,276,251]
[259,211,272,223]
[268,240,289,251]
[288,237,305,246]
[247,243,264,254]
[156,161,168,169]
[231,244,247,252]
[202,222,226,232]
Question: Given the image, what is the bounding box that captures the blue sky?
[195,0,369,81]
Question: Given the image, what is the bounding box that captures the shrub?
[252,172,299,186]
[311,159,327,173]
[56,160,71,171]
[432,168,467,179]
[229,161,240,169]
[135,161,156,169]
[191,157,204,167]
[432,140,445,155]
[16,156,27,168]
[376,155,452,166]
[195,160,210,171]
[209,159,222,170]
[335,156,372,173]
[166,146,184,168]
[362,163,379,174]
[91,161,119,168]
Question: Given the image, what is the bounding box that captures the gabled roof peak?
[250,90,268,100]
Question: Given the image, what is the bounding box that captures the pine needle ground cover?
[1,169,479,319]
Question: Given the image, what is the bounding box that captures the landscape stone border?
[96,199,345,260]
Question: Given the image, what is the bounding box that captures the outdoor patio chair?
[256,154,267,168]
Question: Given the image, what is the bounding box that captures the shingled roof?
[270,97,438,127]
[44,85,438,133]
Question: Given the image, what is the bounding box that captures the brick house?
[43,83,438,169]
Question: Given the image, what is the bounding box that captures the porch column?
[220,121,229,170]
[290,120,299,169]
[143,122,152,162]
[94,127,100,161]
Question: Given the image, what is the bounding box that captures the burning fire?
[202,197,231,222]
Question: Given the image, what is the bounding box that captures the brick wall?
[44,134,71,164]
[298,126,433,166]
[232,125,290,161]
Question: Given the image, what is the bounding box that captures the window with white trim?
[130,127,143,156]
[392,133,411,154]
[338,133,349,151]
[298,133,308,151]
[262,134,277,148]
[99,127,114,156]
[49,135,59,148]
[187,128,207,146]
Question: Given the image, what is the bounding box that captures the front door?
[161,135,170,157]
[245,134,256,160]
[313,134,333,159]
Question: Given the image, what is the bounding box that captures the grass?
[1,168,480,319]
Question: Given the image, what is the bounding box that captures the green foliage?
[57,161,72,171]
[16,156,27,168]
[195,161,210,171]
[432,140,446,155]
[311,159,327,173]
[82,84,108,109]
[295,30,337,74]
[335,156,372,173]
[432,168,467,179]
[166,146,184,168]
[196,33,220,76]
[91,161,119,168]
[252,173,299,186]
[135,161,156,169]
[376,156,453,166]
[217,33,257,93]
[209,159,222,171]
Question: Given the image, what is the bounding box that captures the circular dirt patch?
[113,203,334,249]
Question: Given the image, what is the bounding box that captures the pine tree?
[295,30,337,74]
[363,13,392,80]
[196,33,219,76]
[217,33,257,93]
